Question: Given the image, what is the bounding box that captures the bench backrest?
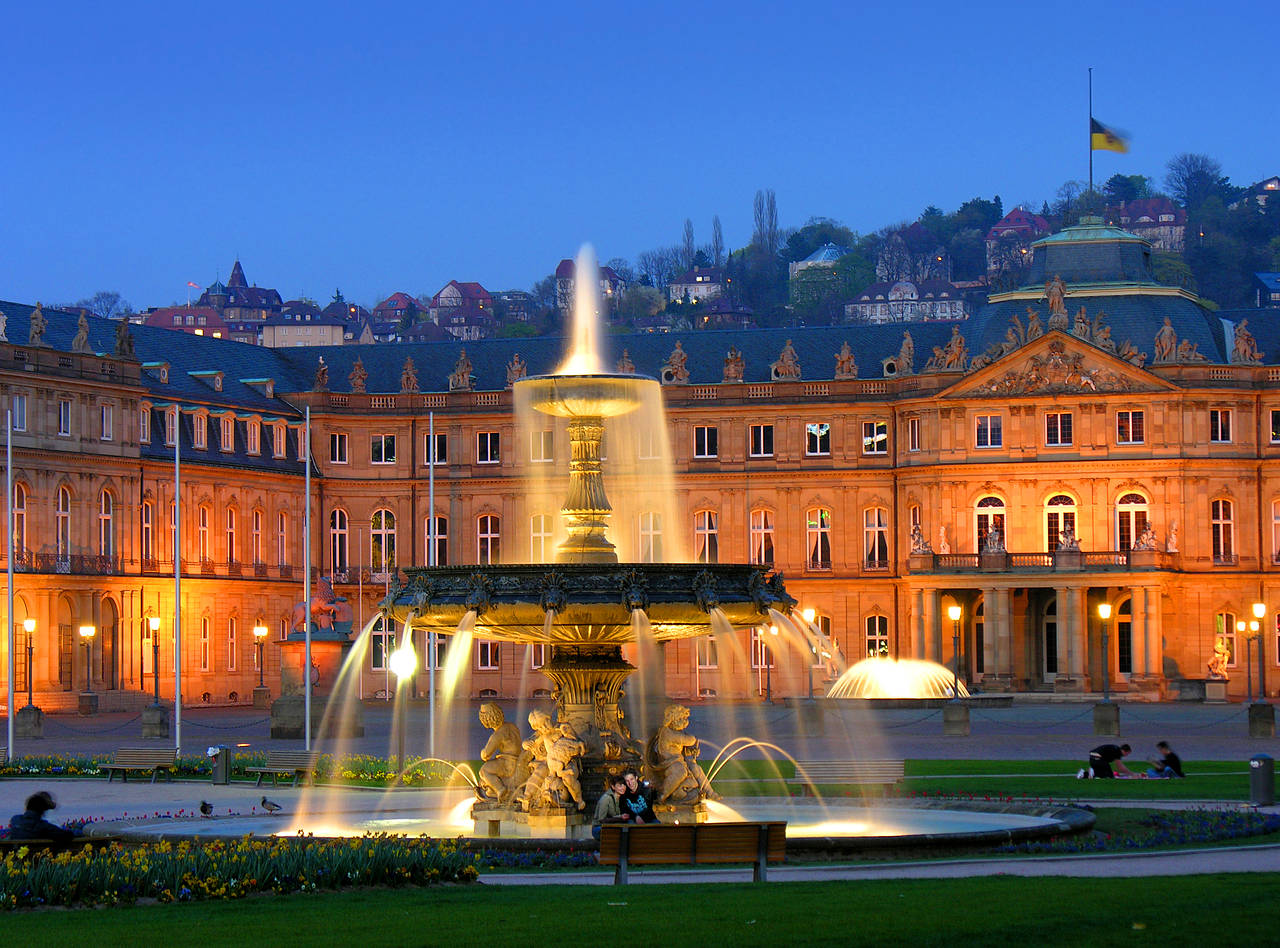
[793,760,905,781]
[263,750,317,769]
[598,822,786,866]
[111,748,178,767]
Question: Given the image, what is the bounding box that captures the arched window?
[330,508,349,573]
[694,510,718,564]
[1116,492,1149,551]
[749,509,774,566]
[477,514,500,564]
[251,510,263,566]
[198,505,211,562]
[1045,494,1076,552]
[638,512,662,563]
[1211,499,1234,563]
[1117,598,1133,675]
[371,509,396,574]
[530,513,552,563]
[975,496,1005,552]
[56,487,72,560]
[225,507,237,564]
[12,483,27,554]
[865,615,889,657]
[426,515,448,566]
[863,507,889,569]
[806,508,832,570]
[98,490,114,558]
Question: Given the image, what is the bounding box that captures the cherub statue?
[1176,339,1207,363]
[518,709,556,810]
[648,704,718,804]
[476,703,524,804]
[544,721,587,811]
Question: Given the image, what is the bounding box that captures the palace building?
[3,221,1280,713]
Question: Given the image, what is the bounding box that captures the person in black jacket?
[7,790,75,842]
[1145,741,1185,778]
[1078,743,1133,779]
[620,767,659,823]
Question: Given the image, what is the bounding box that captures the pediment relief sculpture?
[982,339,1135,394]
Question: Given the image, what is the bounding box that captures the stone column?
[1069,586,1088,680]
[1129,584,1148,680]
[996,587,1013,683]
[1055,585,1081,692]
[924,588,940,662]
[982,586,998,681]
[912,587,926,659]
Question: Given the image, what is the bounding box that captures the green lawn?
[6,874,1280,946]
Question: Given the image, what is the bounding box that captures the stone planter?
[15,704,44,739]
[141,704,170,738]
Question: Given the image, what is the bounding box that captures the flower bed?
[994,808,1280,854]
[1,835,478,910]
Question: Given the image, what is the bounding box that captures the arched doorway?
[57,595,76,691]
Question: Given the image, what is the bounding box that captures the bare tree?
[710,215,725,267]
[71,290,132,319]
[1165,152,1226,210]
[753,189,780,258]
[681,219,696,270]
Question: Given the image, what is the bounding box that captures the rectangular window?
[861,421,888,455]
[11,394,27,432]
[141,502,153,562]
[200,617,210,672]
[529,642,546,670]
[193,414,207,449]
[1045,411,1073,447]
[100,405,113,442]
[749,424,774,458]
[140,407,151,443]
[1210,409,1232,443]
[227,618,237,672]
[531,429,554,462]
[57,399,71,436]
[371,433,396,464]
[907,417,921,452]
[477,640,500,671]
[165,409,177,446]
[477,431,500,464]
[637,428,657,460]
[693,425,718,459]
[530,513,552,563]
[330,432,348,464]
[975,414,1003,448]
[369,624,392,671]
[806,423,831,457]
[751,629,776,670]
[425,432,446,466]
[1117,410,1145,445]
[1272,410,1280,445]
[478,515,500,564]
[696,637,718,669]
[219,415,234,452]
[750,509,775,566]
[866,615,890,657]
[247,421,260,455]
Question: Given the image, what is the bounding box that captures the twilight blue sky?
[4,0,1274,309]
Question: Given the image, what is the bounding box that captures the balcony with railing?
[911,548,1175,574]
[9,551,123,575]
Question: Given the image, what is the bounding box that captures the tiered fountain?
[378,248,795,836]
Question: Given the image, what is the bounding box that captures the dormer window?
[165,408,178,446]
[193,413,208,449]
[273,424,286,458]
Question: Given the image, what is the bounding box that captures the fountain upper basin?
[516,373,658,419]
[384,563,791,645]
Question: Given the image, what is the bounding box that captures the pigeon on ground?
[199,800,213,817]
[261,796,283,814]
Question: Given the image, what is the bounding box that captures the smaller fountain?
[827,657,971,701]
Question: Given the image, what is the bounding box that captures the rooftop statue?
[771,339,801,379]
[28,302,47,347]
[113,316,135,358]
[1232,319,1262,365]
[616,349,635,374]
[1153,317,1177,362]
[1176,338,1207,363]
[834,341,858,380]
[72,313,92,354]
[897,331,914,374]
[348,357,368,393]
[1073,306,1090,338]
[1045,274,1068,316]
[0,308,6,342]
[723,345,745,383]
[401,356,420,394]
[1025,308,1044,340]
[448,349,472,392]
[313,356,329,392]
[505,352,527,387]
[662,341,690,384]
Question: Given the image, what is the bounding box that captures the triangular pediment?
[939,330,1178,398]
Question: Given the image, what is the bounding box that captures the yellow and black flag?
[1090,118,1129,153]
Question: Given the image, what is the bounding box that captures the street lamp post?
[1097,603,1112,703]
[1238,620,1251,703]
[763,625,778,704]
[148,615,161,706]
[22,617,35,708]
[1248,621,1260,704]
[253,623,268,688]
[1253,602,1267,702]
[78,625,96,715]
[947,604,962,698]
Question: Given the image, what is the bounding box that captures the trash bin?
[208,745,231,785]
[1249,753,1274,806]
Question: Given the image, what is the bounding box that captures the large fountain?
[378,247,796,835]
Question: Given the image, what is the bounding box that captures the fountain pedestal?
[15,704,44,739]
[472,802,593,839]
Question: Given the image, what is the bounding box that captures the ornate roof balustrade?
[909,549,1175,574]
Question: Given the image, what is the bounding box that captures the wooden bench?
[598,822,786,884]
[787,759,905,795]
[244,750,317,787]
[104,748,177,783]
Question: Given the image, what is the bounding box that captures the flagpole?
[1088,66,1094,197]
[304,405,312,751]
[428,410,436,760]
[174,411,182,755]
[6,410,15,762]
